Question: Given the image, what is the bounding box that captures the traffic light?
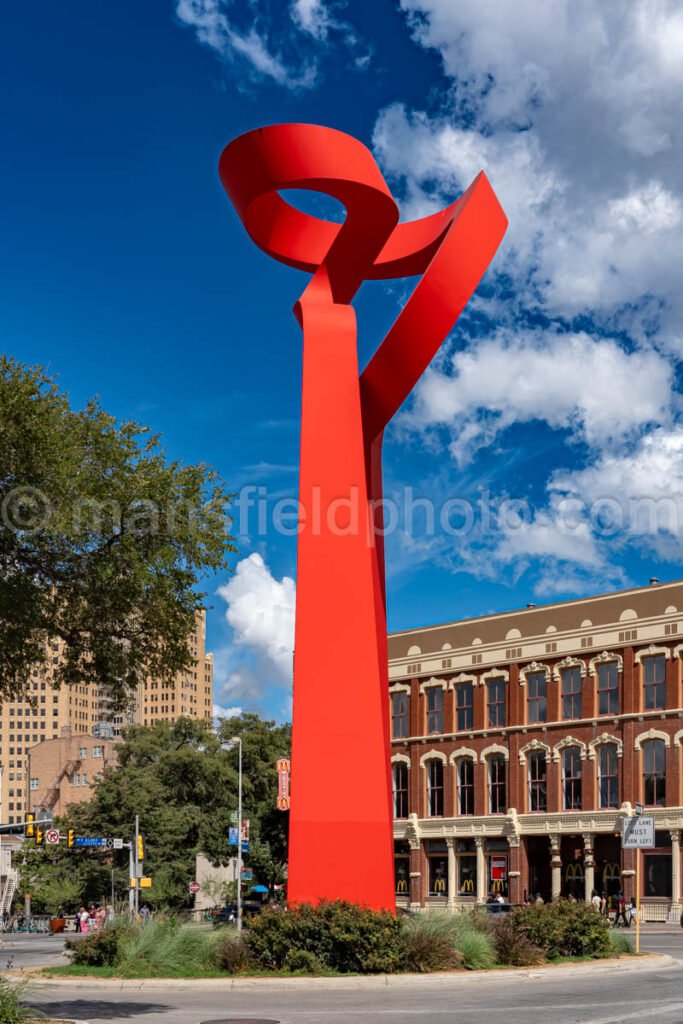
[137,834,145,862]
[35,826,44,846]
[67,829,76,849]
[24,813,35,839]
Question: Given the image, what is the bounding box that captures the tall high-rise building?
[0,610,213,825]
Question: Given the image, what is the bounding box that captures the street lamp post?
[222,737,243,934]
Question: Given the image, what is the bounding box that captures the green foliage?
[116,919,218,977]
[214,933,254,974]
[245,901,406,974]
[0,978,35,1024]
[492,916,545,966]
[283,949,326,973]
[0,355,235,706]
[28,870,83,915]
[449,915,497,969]
[609,930,634,956]
[400,915,465,972]
[513,901,613,959]
[66,925,126,967]
[20,713,291,911]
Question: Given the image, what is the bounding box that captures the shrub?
[0,978,34,1024]
[116,919,218,977]
[246,901,406,974]
[401,915,465,972]
[215,934,253,974]
[492,916,544,967]
[284,949,326,973]
[608,931,634,956]
[66,925,123,967]
[513,902,612,960]
[450,916,497,970]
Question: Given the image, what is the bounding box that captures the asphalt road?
[6,927,683,1024]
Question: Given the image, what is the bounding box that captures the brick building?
[389,578,683,921]
[27,726,120,819]
[0,610,213,826]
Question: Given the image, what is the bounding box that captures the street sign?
[189,880,201,894]
[241,840,249,854]
[622,816,655,848]
[228,827,239,846]
[277,758,291,811]
[635,803,644,816]
[45,829,60,845]
[113,838,124,850]
[75,836,108,847]
[229,811,239,824]
[105,838,114,849]
[240,869,253,880]
[240,819,250,842]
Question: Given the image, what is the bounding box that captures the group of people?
[74,904,113,933]
[591,890,637,926]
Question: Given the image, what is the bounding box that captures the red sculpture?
[219,124,507,910]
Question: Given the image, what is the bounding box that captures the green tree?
[0,356,235,706]
[18,715,291,909]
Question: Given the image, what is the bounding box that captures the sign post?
[276,758,291,811]
[622,815,655,953]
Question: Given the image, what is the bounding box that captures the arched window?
[643,655,666,710]
[528,750,547,812]
[598,743,619,809]
[392,762,409,818]
[643,739,666,806]
[457,757,474,815]
[426,759,444,817]
[562,746,582,810]
[488,754,506,813]
[487,677,506,727]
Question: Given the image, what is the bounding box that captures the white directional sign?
[622,816,655,848]
[113,838,124,850]
[45,829,60,845]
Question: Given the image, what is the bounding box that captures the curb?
[28,953,677,992]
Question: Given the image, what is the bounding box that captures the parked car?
[212,900,264,925]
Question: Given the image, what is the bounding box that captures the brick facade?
[390,579,683,920]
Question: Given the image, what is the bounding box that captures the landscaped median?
[39,900,634,980]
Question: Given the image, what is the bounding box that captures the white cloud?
[218,553,295,682]
[213,703,243,722]
[290,0,333,39]
[175,0,316,88]
[402,329,673,465]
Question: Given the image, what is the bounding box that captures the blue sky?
[3,1,683,721]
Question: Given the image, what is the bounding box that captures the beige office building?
[0,610,214,826]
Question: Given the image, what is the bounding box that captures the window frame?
[643,655,666,711]
[562,746,583,810]
[597,660,619,716]
[561,665,583,720]
[426,687,444,735]
[426,758,444,817]
[391,691,409,739]
[456,682,474,731]
[457,757,474,816]
[527,670,547,724]
[488,754,507,814]
[642,738,666,807]
[528,750,547,812]
[487,677,506,728]
[392,762,409,819]
[598,743,619,809]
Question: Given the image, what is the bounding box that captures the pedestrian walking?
[614,891,630,927]
[80,907,90,934]
[591,890,601,912]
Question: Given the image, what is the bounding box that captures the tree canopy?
[0,356,235,705]
[19,715,291,911]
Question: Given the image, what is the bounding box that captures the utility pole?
[235,738,243,934]
[134,815,140,916]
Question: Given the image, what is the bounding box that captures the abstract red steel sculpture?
[219,124,507,910]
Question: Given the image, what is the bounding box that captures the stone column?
[550,833,562,901]
[671,830,681,919]
[476,836,487,903]
[508,837,522,905]
[447,837,457,912]
[409,840,422,913]
[583,833,595,903]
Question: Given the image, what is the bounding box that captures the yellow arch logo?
[433,877,447,893]
[396,879,408,893]
[460,878,474,893]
